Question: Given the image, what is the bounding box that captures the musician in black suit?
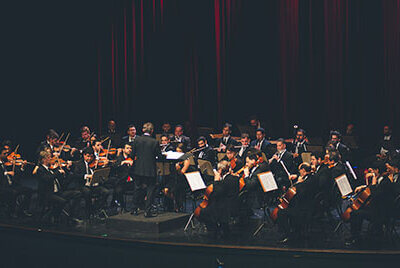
[0,147,33,217]
[171,124,191,151]
[276,163,319,243]
[290,129,308,166]
[327,130,351,162]
[121,124,138,148]
[214,123,240,152]
[236,133,251,162]
[225,145,244,173]
[74,126,94,151]
[197,160,242,238]
[195,136,217,167]
[112,143,135,210]
[243,151,270,211]
[347,160,397,246]
[36,150,82,223]
[250,128,272,158]
[160,134,175,153]
[268,139,295,189]
[72,147,110,218]
[101,120,122,148]
[131,122,161,217]
[376,125,398,160]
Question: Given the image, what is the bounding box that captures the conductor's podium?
[106,212,190,233]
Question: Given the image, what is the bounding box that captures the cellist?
[346,160,398,246]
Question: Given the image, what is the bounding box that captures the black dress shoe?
[278,237,290,244]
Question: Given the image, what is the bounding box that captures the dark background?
[1,0,399,159]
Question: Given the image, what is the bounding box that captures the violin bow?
[58,133,65,143]
[105,140,111,159]
[59,133,70,152]
[100,136,110,144]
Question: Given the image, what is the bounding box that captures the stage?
[1,208,400,267]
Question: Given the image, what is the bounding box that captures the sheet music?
[163,151,184,160]
[184,171,206,192]
[335,174,353,196]
[257,171,278,192]
[345,161,358,180]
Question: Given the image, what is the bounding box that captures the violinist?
[36,150,82,223]
[101,120,122,148]
[72,147,110,219]
[310,151,324,174]
[197,160,241,239]
[74,126,94,151]
[276,163,318,244]
[250,128,272,158]
[36,129,59,156]
[268,139,295,189]
[121,124,137,147]
[214,123,239,152]
[242,151,270,213]
[92,139,110,163]
[112,143,135,210]
[346,160,397,246]
[0,146,33,217]
[225,144,243,173]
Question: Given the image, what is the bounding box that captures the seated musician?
[268,139,295,189]
[161,122,172,136]
[101,120,122,148]
[72,147,111,219]
[36,129,59,155]
[346,160,398,246]
[121,124,137,147]
[290,128,308,166]
[214,123,240,152]
[327,130,351,162]
[195,136,217,167]
[225,144,244,173]
[197,160,242,239]
[36,150,82,224]
[237,133,251,162]
[276,163,318,244]
[112,143,135,210]
[376,125,398,161]
[160,134,175,153]
[92,139,110,163]
[162,143,193,212]
[74,126,95,151]
[242,151,270,214]
[0,146,33,218]
[171,125,191,151]
[310,151,324,174]
[250,128,272,159]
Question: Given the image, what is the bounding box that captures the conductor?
[131,122,161,217]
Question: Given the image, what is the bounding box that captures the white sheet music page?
[335,174,353,196]
[164,151,184,160]
[184,171,206,192]
[257,171,278,192]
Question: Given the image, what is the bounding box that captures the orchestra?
[1,119,400,247]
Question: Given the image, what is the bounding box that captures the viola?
[270,187,297,222]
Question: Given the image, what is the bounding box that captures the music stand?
[183,171,207,231]
[91,167,110,186]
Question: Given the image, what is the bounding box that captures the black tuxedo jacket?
[244,162,271,192]
[121,135,138,148]
[132,135,161,178]
[270,150,295,178]
[236,146,251,162]
[36,165,64,195]
[250,139,273,158]
[171,135,191,151]
[214,136,240,148]
[195,146,217,166]
[114,154,133,181]
[72,159,93,187]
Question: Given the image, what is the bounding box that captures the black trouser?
[350,208,384,239]
[5,184,33,215]
[276,206,311,238]
[133,176,156,213]
[114,180,135,208]
[81,186,110,218]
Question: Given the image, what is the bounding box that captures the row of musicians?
[195,148,400,243]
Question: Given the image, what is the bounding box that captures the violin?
[49,157,69,170]
[270,186,298,222]
[99,148,118,156]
